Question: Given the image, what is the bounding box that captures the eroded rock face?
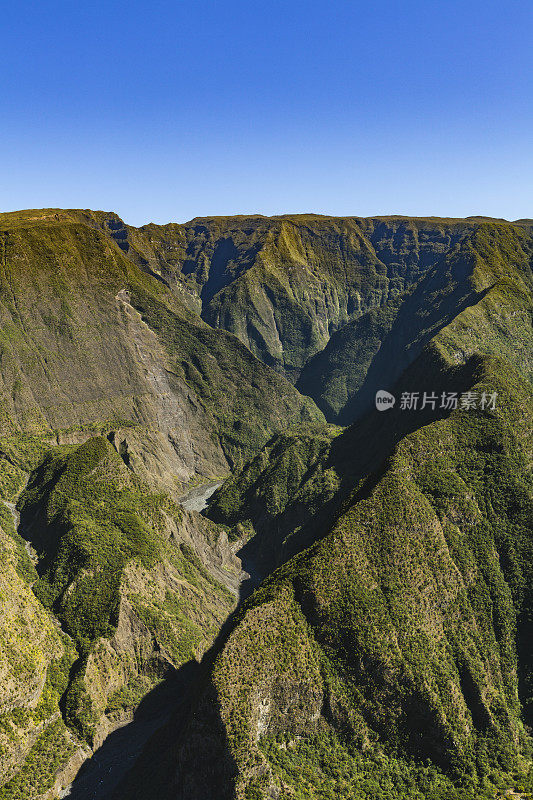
[0,212,323,487]
[112,289,229,486]
[160,226,533,800]
[0,210,532,800]
[106,214,477,380]
[171,368,533,799]
[0,520,70,789]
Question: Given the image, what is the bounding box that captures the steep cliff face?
[0,210,531,800]
[0,211,323,490]
[89,212,479,379]
[298,222,533,422]
[5,210,522,396]
[296,297,403,420]
[162,227,533,800]
[168,356,533,800]
[340,222,533,423]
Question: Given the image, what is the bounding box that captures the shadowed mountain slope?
[182,359,533,800]
[298,223,533,422]
[146,227,533,800]
[0,209,531,800]
[0,211,323,488]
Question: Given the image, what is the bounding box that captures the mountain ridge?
[0,208,531,799]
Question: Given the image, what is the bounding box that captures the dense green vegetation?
[194,360,533,800]
[0,718,76,800]
[20,436,163,645]
[260,727,517,800]
[117,213,476,379]
[15,436,235,743]
[171,221,533,800]
[0,209,532,799]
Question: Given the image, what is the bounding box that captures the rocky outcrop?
[161,227,533,800]
[170,359,533,800]
[95,213,482,380]
[0,209,531,800]
[0,211,323,491]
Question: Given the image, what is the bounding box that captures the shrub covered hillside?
[207,222,533,579]
[0,432,240,799]
[0,209,322,491]
[0,209,531,799]
[163,223,533,800]
[0,474,76,800]
[171,355,533,800]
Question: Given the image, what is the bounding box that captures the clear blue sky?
[2,1,532,225]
